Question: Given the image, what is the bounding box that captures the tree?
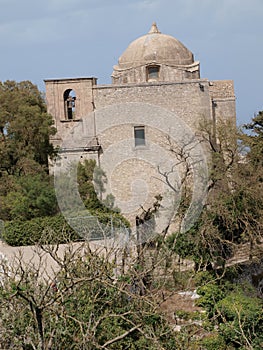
[77,159,121,213]
[243,110,263,167]
[0,173,57,221]
[0,80,59,222]
[166,118,263,271]
[0,80,56,175]
[77,159,103,211]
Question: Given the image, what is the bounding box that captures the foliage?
[196,279,230,318]
[0,157,130,246]
[167,118,263,270]
[243,110,263,167]
[0,80,56,175]
[217,291,263,349]
[0,173,57,221]
[199,122,254,263]
[2,209,130,247]
[165,226,212,268]
[0,80,59,233]
[0,242,178,349]
[2,214,79,246]
[77,159,121,214]
[196,272,263,349]
[76,159,130,228]
[77,159,101,210]
[199,334,227,350]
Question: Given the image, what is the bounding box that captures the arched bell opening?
[64,89,76,120]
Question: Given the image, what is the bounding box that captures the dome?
[117,23,194,69]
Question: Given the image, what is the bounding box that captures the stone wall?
[93,79,212,130]
[112,63,199,84]
[209,80,236,123]
[209,80,235,99]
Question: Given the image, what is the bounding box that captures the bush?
[199,334,227,350]
[2,215,79,246]
[196,282,227,318]
[3,211,130,246]
[196,274,263,349]
[165,227,213,269]
[217,291,263,349]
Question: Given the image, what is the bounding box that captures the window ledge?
[133,145,149,151]
[60,119,82,123]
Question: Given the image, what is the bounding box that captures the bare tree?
[0,235,180,350]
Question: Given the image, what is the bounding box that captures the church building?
[45,23,236,232]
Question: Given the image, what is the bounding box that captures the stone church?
[45,23,236,233]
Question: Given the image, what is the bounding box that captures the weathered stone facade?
[45,23,236,230]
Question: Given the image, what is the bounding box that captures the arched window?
[64,89,76,120]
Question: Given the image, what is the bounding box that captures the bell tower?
[44,77,97,149]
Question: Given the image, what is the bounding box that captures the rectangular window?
[147,66,160,81]
[134,126,145,147]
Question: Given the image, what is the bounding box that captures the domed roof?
[117,23,194,69]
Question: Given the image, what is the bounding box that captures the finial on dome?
[148,22,161,34]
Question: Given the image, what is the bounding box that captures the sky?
[0,0,262,125]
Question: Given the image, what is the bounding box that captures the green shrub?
[196,275,263,349]
[199,334,227,350]
[196,283,225,318]
[216,291,263,349]
[3,210,130,247]
[0,174,58,221]
[3,215,79,246]
[196,279,234,318]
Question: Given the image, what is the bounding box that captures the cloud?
[0,0,108,47]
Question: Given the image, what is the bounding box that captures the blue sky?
[1,0,262,124]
